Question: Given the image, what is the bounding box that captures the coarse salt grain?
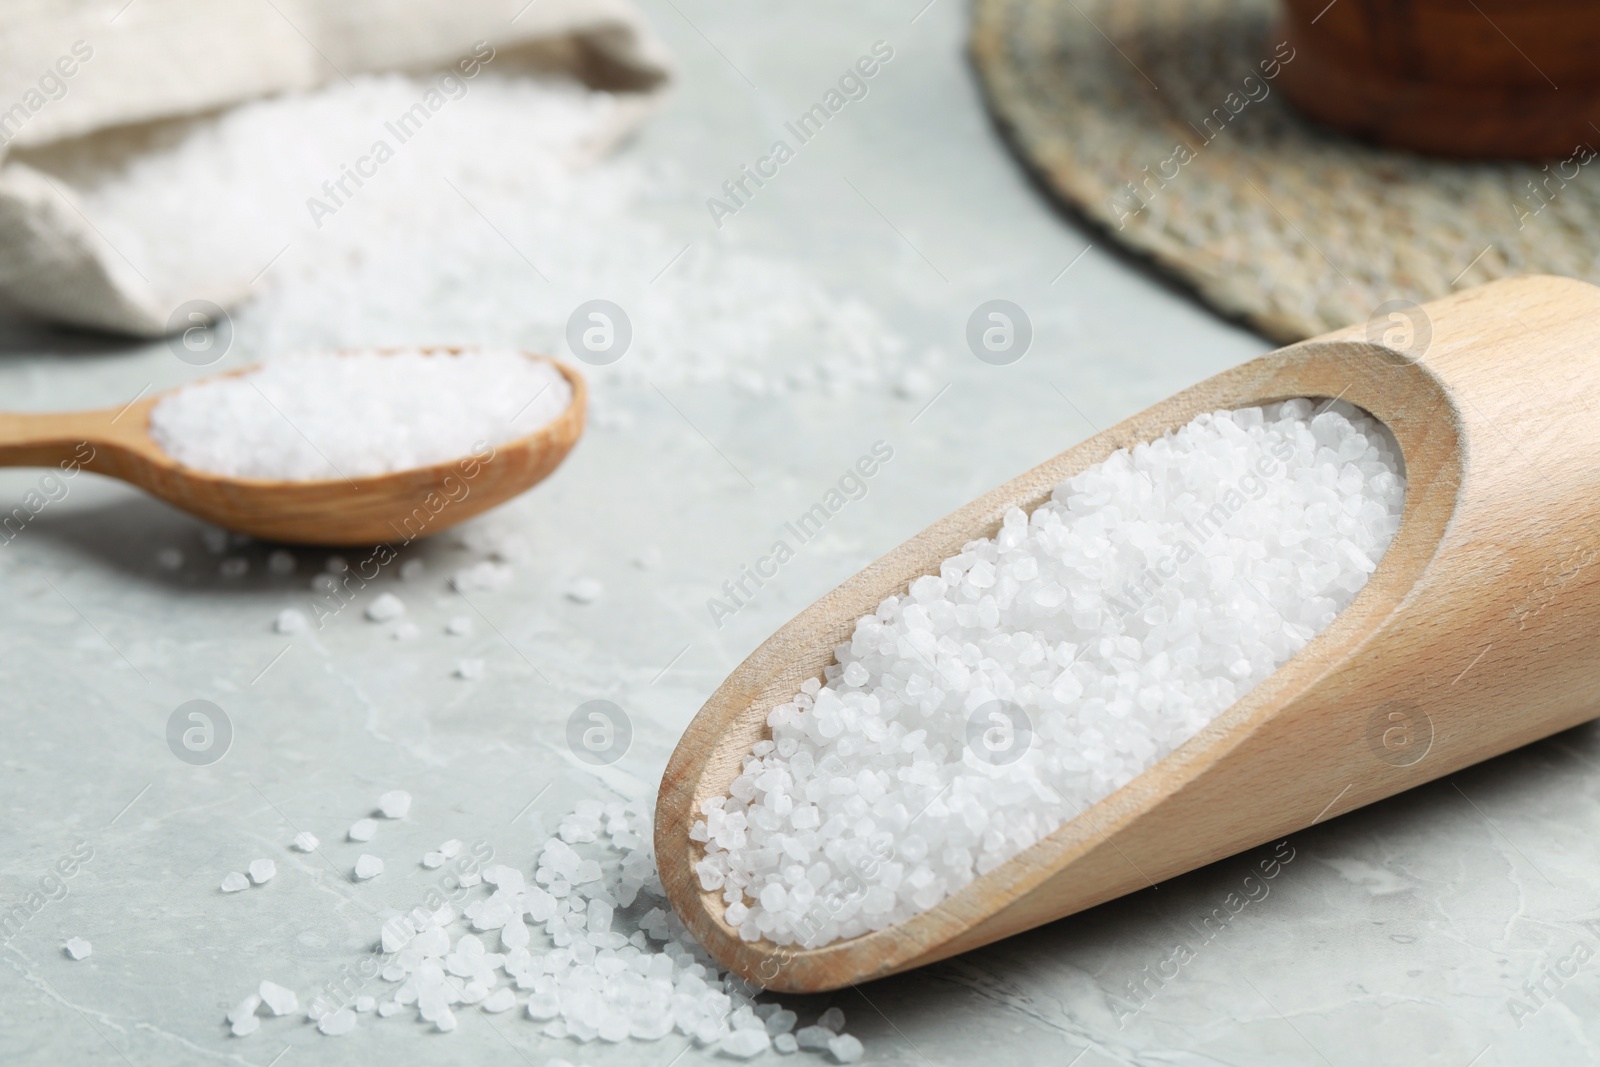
[291,831,318,852]
[354,854,384,880]
[696,401,1406,948]
[348,818,377,842]
[318,1008,357,1036]
[274,608,308,634]
[378,790,412,818]
[64,937,92,960]
[259,980,298,1016]
[366,593,406,622]
[455,659,486,680]
[565,578,603,604]
[248,859,276,884]
[220,872,249,893]
[149,351,571,481]
[446,616,473,636]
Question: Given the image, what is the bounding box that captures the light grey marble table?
[3,2,1598,1065]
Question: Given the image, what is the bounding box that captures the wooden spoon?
[656,274,1600,993]
[0,348,585,546]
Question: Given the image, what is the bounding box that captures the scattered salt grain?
[156,548,184,570]
[318,1008,357,1036]
[259,980,298,1016]
[273,608,308,634]
[377,1000,402,1017]
[219,557,249,578]
[267,549,296,576]
[796,1026,834,1050]
[720,1029,772,1058]
[452,560,514,593]
[482,988,516,1013]
[291,831,318,852]
[150,351,572,480]
[697,401,1405,948]
[422,851,445,869]
[446,616,474,636]
[355,995,376,1013]
[455,659,485,680]
[230,1014,259,1037]
[354,854,384,880]
[828,1034,865,1063]
[392,621,420,640]
[366,593,406,622]
[220,872,249,893]
[439,839,463,858]
[326,556,348,574]
[634,546,662,569]
[775,1033,799,1054]
[565,578,603,604]
[398,558,425,582]
[228,994,260,1024]
[63,937,92,960]
[817,1007,846,1033]
[378,790,412,818]
[348,818,377,842]
[247,859,276,884]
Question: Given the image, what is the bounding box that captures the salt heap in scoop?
[694,400,1407,947]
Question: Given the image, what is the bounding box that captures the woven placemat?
[970,0,1600,341]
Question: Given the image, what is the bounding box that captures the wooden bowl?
[1276,0,1600,159]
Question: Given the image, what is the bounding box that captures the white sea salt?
[63,937,92,960]
[828,1034,865,1063]
[273,608,308,634]
[452,561,514,593]
[455,659,486,680]
[318,1008,357,1036]
[267,550,296,576]
[565,578,603,604]
[230,1014,259,1037]
[220,872,249,893]
[150,350,571,481]
[291,831,319,852]
[228,994,260,1024]
[348,818,377,842]
[392,621,421,641]
[156,548,184,570]
[354,995,376,1013]
[720,1029,772,1058]
[248,859,276,884]
[696,401,1406,948]
[446,616,474,636]
[65,73,904,393]
[378,791,412,818]
[259,980,298,1016]
[398,559,426,582]
[354,854,384,880]
[775,1033,799,1053]
[366,593,406,622]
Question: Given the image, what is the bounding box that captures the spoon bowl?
[0,348,586,546]
[656,275,1600,993]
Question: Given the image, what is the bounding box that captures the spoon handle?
[0,410,117,469]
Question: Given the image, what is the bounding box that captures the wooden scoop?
[0,348,585,546]
[656,275,1600,993]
